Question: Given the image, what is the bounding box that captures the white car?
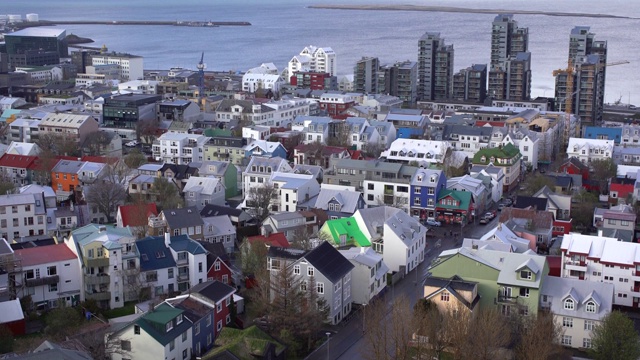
[125,140,139,147]
[426,218,441,227]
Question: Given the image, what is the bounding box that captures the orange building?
[51,160,106,199]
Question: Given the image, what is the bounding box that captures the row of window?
[561,335,592,348]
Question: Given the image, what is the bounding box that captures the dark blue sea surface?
[5,0,640,103]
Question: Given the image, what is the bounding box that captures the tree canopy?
[590,311,640,360]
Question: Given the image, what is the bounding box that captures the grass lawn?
[103,302,136,319]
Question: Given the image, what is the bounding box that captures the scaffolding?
[0,251,24,301]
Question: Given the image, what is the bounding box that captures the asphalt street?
[305,213,498,360]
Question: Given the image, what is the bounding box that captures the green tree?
[124,149,147,169]
[0,174,15,196]
[572,189,600,230]
[152,177,182,211]
[520,173,556,196]
[590,158,617,194]
[45,306,83,339]
[590,311,640,360]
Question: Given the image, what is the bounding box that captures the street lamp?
[326,332,331,360]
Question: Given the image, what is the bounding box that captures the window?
[49,283,57,292]
[134,325,140,334]
[519,288,530,297]
[217,320,222,332]
[182,331,187,342]
[293,265,300,275]
[217,303,222,313]
[414,187,421,194]
[121,340,131,351]
[562,317,573,328]
[214,261,221,271]
[207,314,212,327]
[564,299,575,310]
[317,282,324,294]
[441,292,450,302]
[308,266,315,276]
[561,335,572,346]
[47,266,57,276]
[226,314,231,324]
[301,281,307,291]
[520,270,532,280]
[585,320,595,331]
[183,349,188,359]
[207,333,212,345]
[170,340,175,351]
[166,321,173,332]
[195,323,200,335]
[198,262,203,272]
[368,183,374,190]
[168,268,174,279]
[583,338,592,349]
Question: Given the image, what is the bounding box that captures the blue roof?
[136,236,177,271]
[168,234,207,255]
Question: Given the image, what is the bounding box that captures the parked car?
[484,211,496,220]
[426,218,441,227]
[479,217,489,225]
[498,204,506,211]
[125,140,139,147]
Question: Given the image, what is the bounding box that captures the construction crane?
[197,52,206,110]
[552,59,629,149]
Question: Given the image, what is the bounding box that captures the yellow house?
[423,275,480,314]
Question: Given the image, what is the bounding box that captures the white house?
[380,139,450,166]
[560,233,640,308]
[353,206,427,275]
[287,46,337,80]
[202,215,236,254]
[499,131,540,170]
[291,116,334,145]
[15,65,63,83]
[14,244,81,309]
[242,125,271,141]
[566,138,614,165]
[540,276,614,350]
[344,117,380,151]
[152,133,210,164]
[469,164,504,203]
[117,80,159,95]
[107,303,192,360]
[91,52,144,81]
[338,247,389,305]
[0,193,48,241]
[242,63,284,93]
[370,121,397,149]
[270,172,320,213]
[242,157,292,197]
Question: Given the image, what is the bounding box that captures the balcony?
[177,272,189,282]
[25,275,59,287]
[148,216,165,228]
[497,295,519,304]
[176,257,189,266]
[84,274,110,285]
[564,259,587,272]
[85,291,111,302]
[85,257,110,268]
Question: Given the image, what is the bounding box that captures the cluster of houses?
[1,38,640,358]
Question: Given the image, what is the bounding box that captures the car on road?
[125,140,139,147]
[484,211,496,220]
[426,218,441,227]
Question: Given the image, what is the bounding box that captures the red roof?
[118,203,158,227]
[0,154,38,169]
[247,233,290,248]
[14,244,77,267]
[610,183,634,198]
[475,121,505,127]
[81,156,119,165]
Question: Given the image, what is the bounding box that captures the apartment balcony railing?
[84,257,110,269]
[85,291,111,302]
[84,274,110,285]
[177,272,189,282]
[176,257,189,266]
[497,294,519,304]
[25,275,59,287]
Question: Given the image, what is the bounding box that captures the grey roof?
[540,276,613,321]
[303,241,354,283]
[10,340,92,360]
[162,206,204,229]
[203,215,236,237]
[423,276,481,310]
[442,124,493,139]
[411,168,444,187]
[0,238,12,256]
[51,160,85,174]
[309,188,362,214]
[168,234,207,255]
[190,280,236,303]
[293,164,323,180]
[136,236,177,271]
[6,27,65,38]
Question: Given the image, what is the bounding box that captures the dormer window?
[585,301,596,313]
[481,156,486,162]
[564,298,575,310]
[430,175,436,183]
[176,314,183,325]
[166,321,174,332]
[520,270,532,280]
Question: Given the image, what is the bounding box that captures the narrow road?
[305,215,496,360]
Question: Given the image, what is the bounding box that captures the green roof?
[204,128,233,137]
[472,143,521,165]
[437,189,472,210]
[143,303,183,325]
[205,325,286,359]
[323,217,371,247]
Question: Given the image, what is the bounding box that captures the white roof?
[561,232,640,265]
[203,215,235,237]
[40,113,95,129]
[6,27,64,38]
[6,141,39,156]
[183,176,223,196]
[567,137,614,154]
[339,247,390,280]
[19,184,56,199]
[382,139,450,163]
[462,224,531,253]
[244,139,283,153]
[541,276,613,321]
[311,188,361,214]
[0,298,24,324]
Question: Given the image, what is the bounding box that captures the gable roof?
[168,234,207,255]
[135,303,191,346]
[302,241,354,283]
[514,196,548,211]
[162,206,204,229]
[423,276,480,310]
[183,176,223,196]
[189,280,236,303]
[136,236,177,271]
[0,154,38,168]
[540,276,613,320]
[118,203,158,227]
[200,204,245,218]
[498,207,554,229]
[472,143,521,164]
[437,189,472,210]
[323,217,370,247]
[247,233,290,248]
[14,243,77,267]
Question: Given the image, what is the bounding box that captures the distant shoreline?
[308,4,639,19]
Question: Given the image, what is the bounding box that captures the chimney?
[98,225,106,232]
[597,229,603,237]
[360,246,366,254]
[164,232,171,247]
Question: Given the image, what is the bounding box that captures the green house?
[319,216,371,247]
[428,247,548,316]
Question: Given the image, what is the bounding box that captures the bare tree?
[82,131,113,156]
[135,118,159,145]
[152,177,182,211]
[37,133,80,157]
[457,308,510,360]
[246,182,277,222]
[288,228,315,250]
[0,173,16,195]
[364,141,385,159]
[124,149,147,169]
[590,158,617,195]
[327,122,351,148]
[126,195,154,238]
[84,181,127,223]
[520,173,556,196]
[362,295,413,360]
[514,312,564,360]
[376,194,408,210]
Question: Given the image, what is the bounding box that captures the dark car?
[479,217,489,224]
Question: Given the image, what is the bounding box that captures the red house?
[199,242,234,286]
[0,299,26,335]
[558,157,594,190]
[609,180,634,204]
[247,233,290,248]
[190,280,236,338]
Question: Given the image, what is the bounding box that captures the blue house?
[384,109,427,139]
[244,139,288,159]
[584,126,622,145]
[410,168,446,219]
